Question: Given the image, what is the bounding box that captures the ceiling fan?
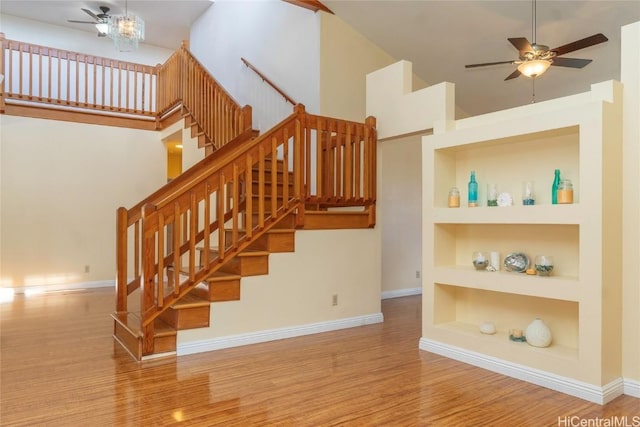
[465,0,608,80]
[67,6,111,37]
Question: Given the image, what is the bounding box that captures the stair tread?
[224,227,295,234]
[197,247,270,257]
[154,318,176,337]
[207,271,242,281]
[172,292,210,309]
[112,312,175,337]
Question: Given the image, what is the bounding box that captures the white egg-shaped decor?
[479,321,496,335]
[525,318,552,348]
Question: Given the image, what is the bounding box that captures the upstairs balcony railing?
[0,34,251,150]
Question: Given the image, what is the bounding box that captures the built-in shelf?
[433,267,580,302]
[422,81,623,401]
[432,321,579,361]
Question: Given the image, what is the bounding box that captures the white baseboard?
[381,287,422,300]
[624,378,640,398]
[419,338,626,405]
[11,280,113,295]
[178,312,384,356]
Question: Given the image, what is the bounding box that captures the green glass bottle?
[468,171,478,207]
[552,169,560,205]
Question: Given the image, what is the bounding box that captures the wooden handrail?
[116,104,377,356]
[241,57,296,106]
[158,45,252,149]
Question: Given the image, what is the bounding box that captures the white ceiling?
[1,0,639,116]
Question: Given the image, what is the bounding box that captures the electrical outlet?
[332,294,338,306]
[416,270,420,279]
[84,265,90,274]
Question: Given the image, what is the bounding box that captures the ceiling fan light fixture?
[95,22,109,36]
[517,59,551,78]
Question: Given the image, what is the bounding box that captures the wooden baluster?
[133,65,138,113]
[28,44,33,99]
[282,127,290,208]
[47,50,52,102]
[305,117,312,199]
[354,126,362,199]
[125,63,130,112]
[258,145,265,229]
[344,123,353,200]
[134,220,140,281]
[232,163,239,247]
[110,60,115,110]
[189,192,197,281]
[271,136,278,217]
[334,120,342,200]
[0,35,5,112]
[74,52,79,106]
[140,203,158,321]
[173,203,180,295]
[18,43,23,98]
[217,172,225,259]
[316,117,324,199]
[117,61,123,110]
[83,54,88,106]
[92,55,97,107]
[245,154,253,238]
[157,212,165,308]
[37,46,43,101]
[367,116,378,203]
[203,182,211,269]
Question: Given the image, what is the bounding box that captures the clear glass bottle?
[468,171,478,207]
[557,179,573,204]
[522,181,535,205]
[448,187,460,208]
[487,184,498,207]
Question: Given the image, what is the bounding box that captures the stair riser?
[250,181,294,196]
[158,306,210,330]
[207,279,241,302]
[220,255,269,276]
[113,321,142,360]
[245,213,296,229]
[251,168,292,184]
[154,334,177,354]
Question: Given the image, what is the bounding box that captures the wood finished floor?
[1,289,638,426]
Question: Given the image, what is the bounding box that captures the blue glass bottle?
[468,171,478,207]
[552,169,560,205]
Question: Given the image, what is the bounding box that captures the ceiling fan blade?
[67,20,98,24]
[551,57,593,68]
[504,69,522,81]
[508,37,534,53]
[465,60,516,69]
[81,8,100,21]
[551,33,608,56]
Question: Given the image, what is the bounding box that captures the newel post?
[365,116,377,227]
[140,203,158,355]
[294,104,306,227]
[0,32,6,113]
[115,207,128,312]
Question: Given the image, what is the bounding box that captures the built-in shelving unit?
[420,81,623,404]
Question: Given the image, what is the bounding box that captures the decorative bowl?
[534,255,554,276]
[472,252,489,270]
[504,252,530,273]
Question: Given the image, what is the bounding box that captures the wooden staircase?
[112,105,377,360]
[0,35,378,361]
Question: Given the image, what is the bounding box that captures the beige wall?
[379,135,423,295]
[0,116,166,288]
[178,228,382,346]
[621,21,640,384]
